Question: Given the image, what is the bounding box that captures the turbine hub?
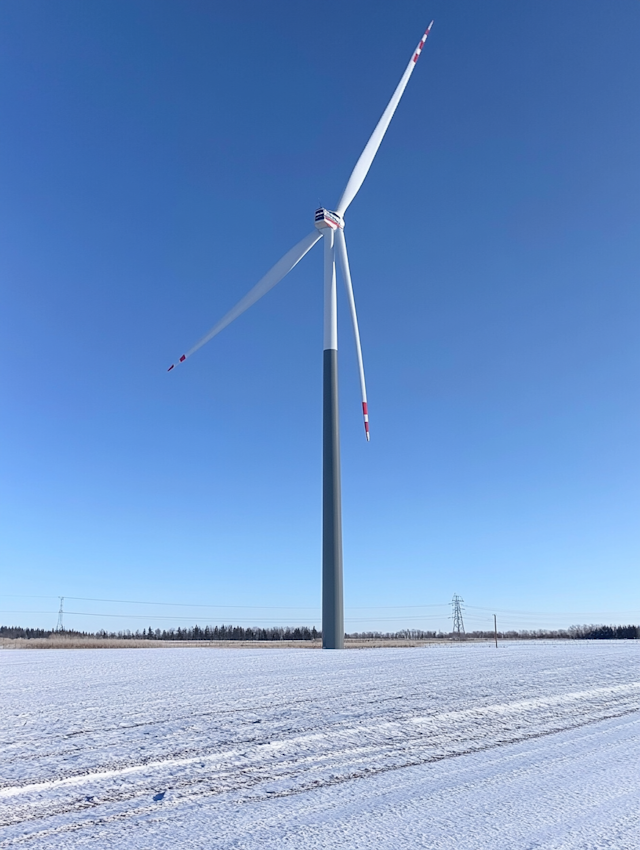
[314,208,344,231]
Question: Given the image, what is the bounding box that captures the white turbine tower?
[168,23,434,649]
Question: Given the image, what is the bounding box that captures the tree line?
[1,623,638,641]
[0,624,320,641]
[567,624,639,640]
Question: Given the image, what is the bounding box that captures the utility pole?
[494,613,498,648]
[451,594,465,639]
[56,597,64,632]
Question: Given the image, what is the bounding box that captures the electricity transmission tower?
[56,597,64,632]
[451,594,465,638]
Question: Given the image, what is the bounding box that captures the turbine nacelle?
[314,208,344,232]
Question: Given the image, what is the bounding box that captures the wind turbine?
[168,23,434,649]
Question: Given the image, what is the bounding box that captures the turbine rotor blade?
[334,228,369,441]
[167,230,322,370]
[336,21,433,217]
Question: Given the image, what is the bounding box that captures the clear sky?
[1,0,639,635]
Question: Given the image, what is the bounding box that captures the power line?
[2,608,636,625]
[2,595,637,631]
[465,605,640,617]
[1,610,317,624]
[0,609,451,625]
[0,594,449,611]
[5,594,636,618]
[68,596,318,610]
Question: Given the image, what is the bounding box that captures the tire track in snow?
[3,711,640,848]
[2,681,638,842]
[3,679,639,798]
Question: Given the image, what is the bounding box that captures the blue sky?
[1,0,638,634]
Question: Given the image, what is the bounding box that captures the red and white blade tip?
[167,354,186,372]
[412,21,434,63]
[362,402,370,441]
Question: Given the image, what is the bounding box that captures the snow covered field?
[1,641,639,849]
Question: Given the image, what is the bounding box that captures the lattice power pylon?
[451,594,465,637]
[56,597,64,632]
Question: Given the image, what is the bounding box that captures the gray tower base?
[322,348,344,649]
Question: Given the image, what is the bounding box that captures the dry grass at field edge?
[1,637,490,650]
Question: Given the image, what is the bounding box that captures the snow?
[1,641,639,848]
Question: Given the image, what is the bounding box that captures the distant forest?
[1,624,638,641]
